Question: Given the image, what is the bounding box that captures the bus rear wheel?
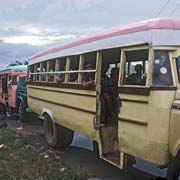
[44,114,74,147]
[167,151,180,180]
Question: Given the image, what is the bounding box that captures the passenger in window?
[82,63,95,87]
[28,70,33,81]
[42,67,46,81]
[126,64,146,85]
[49,69,54,81]
[153,64,173,86]
[101,67,121,125]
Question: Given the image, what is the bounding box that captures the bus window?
[82,52,96,87]
[56,57,66,83]
[152,50,173,86]
[35,63,40,81]
[124,49,148,86]
[69,55,79,83]
[8,75,12,85]
[102,48,120,78]
[2,76,8,94]
[12,76,17,85]
[41,61,47,81]
[49,59,55,82]
[28,65,34,81]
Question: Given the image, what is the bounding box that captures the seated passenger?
[126,64,145,85]
[28,70,33,81]
[82,63,95,87]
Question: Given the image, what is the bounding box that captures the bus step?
[102,150,120,166]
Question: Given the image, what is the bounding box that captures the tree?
[7,60,28,67]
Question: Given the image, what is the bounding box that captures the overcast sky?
[0,0,180,67]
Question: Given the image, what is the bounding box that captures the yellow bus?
[27,18,180,179]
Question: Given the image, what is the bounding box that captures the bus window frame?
[119,46,151,87]
[176,56,180,84]
[28,52,97,87]
[152,50,174,87]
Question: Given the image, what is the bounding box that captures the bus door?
[98,48,121,165]
[8,75,17,108]
[1,75,8,102]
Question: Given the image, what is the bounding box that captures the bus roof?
[0,65,27,73]
[29,18,180,65]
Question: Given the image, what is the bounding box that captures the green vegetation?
[0,128,88,180]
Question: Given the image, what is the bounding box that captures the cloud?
[0,23,102,46]
[0,40,44,66]
[0,0,179,66]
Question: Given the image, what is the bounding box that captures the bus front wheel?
[167,151,180,180]
[44,114,74,147]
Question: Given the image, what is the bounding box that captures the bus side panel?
[27,85,98,139]
[118,90,175,165]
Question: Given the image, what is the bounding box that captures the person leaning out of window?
[82,63,95,87]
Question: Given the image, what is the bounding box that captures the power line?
[155,0,171,17]
[168,3,180,16]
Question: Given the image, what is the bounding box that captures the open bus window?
[48,60,55,82]
[152,50,173,86]
[35,63,40,81]
[69,55,79,83]
[41,61,47,81]
[8,75,12,85]
[28,65,34,81]
[12,76,17,85]
[2,77,8,94]
[82,52,96,87]
[102,48,120,78]
[124,49,148,86]
[56,57,66,83]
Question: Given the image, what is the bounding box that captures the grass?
[0,128,89,180]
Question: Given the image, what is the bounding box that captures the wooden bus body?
[27,18,180,179]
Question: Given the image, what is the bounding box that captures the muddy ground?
[0,116,159,180]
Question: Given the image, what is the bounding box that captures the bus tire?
[167,151,180,180]
[17,100,26,122]
[44,114,74,147]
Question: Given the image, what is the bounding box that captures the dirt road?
[1,118,157,180]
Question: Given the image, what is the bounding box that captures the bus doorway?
[99,48,121,165]
[1,75,8,112]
